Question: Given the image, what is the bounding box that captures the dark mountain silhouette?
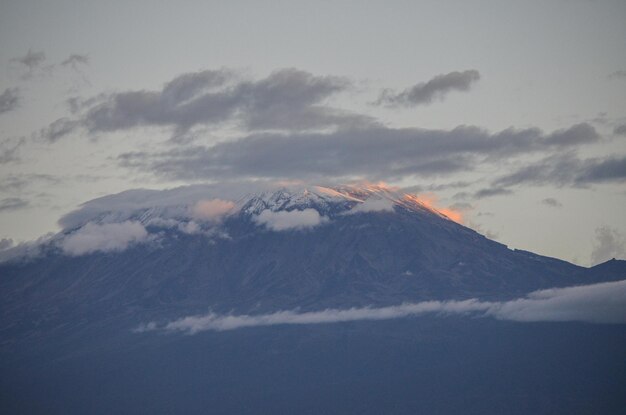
[1,184,625,414]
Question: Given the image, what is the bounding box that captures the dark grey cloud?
[591,227,625,265]
[608,70,626,80]
[61,54,89,69]
[474,187,513,199]
[377,70,480,107]
[0,88,20,115]
[0,197,29,212]
[119,122,600,183]
[543,122,599,146]
[541,197,562,208]
[494,153,626,188]
[49,68,370,141]
[614,124,626,136]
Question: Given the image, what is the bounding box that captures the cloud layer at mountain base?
[135,279,626,334]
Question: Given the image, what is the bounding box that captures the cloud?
[377,70,480,107]
[347,198,395,214]
[190,199,236,221]
[541,197,562,208]
[59,221,150,256]
[614,124,626,136]
[0,238,14,250]
[10,49,49,79]
[0,173,57,192]
[136,279,626,334]
[12,49,46,71]
[0,233,55,263]
[119,123,600,183]
[47,68,370,141]
[0,137,25,164]
[608,70,626,80]
[493,153,626,188]
[473,187,513,199]
[61,54,89,69]
[590,227,626,266]
[0,88,20,115]
[57,182,284,230]
[486,279,626,324]
[254,208,327,231]
[0,197,29,212]
[38,118,80,142]
[543,122,600,146]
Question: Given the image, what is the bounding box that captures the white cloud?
[60,221,149,256]
[58,181,284,230]
[254,208,327,231]
[137,279,626,334]
[590,226,626,265]
[487,279,626,324]
[190,198,235,221]
[346,198,395,214]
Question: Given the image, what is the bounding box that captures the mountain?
[1,183,625,414]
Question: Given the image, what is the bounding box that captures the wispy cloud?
[346,198,395,214]
[493,153,626,188]
[61,54,89,70]
[135,279,626,334]
[119,123,602,184]
[608,70,626,80]
[590,227,626,266]
[541,197,562,208]
[0,197,29,212]
[376,70,480,107]
[10,49,49,79]
[0,88,20,115]
[0,137,25,164]
[473,187,513,199]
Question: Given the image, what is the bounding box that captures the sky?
[0,0,625,266]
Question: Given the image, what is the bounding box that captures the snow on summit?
[58,182,462,231]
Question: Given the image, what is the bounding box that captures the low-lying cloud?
[60,221,150,256]
[590,227,626,266]
[377,70,480,107]
[347,198,395,214]
[136,279,626,334]
[254,208,327,231]
[191,199,236,221]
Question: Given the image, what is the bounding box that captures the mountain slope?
[1,183,625,414]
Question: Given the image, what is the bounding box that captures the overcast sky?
[0,0,625,265]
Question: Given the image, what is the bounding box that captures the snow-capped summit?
[58,182,461,231]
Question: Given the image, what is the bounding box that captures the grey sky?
[0,0,625,265]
